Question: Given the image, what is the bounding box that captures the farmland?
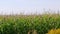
[0,14,60,34]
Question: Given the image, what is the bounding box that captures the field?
[0,14,60,34]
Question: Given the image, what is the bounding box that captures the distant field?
[0,14,60,34]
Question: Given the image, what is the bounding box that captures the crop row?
[0,15,60,34]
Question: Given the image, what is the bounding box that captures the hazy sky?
[0,0,60,15]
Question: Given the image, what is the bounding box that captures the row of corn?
[0,15,60,34]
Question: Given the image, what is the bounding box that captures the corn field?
[0,14,60,34]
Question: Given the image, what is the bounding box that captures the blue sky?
[0,0,60,15]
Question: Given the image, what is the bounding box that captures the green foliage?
[0,15,60,34]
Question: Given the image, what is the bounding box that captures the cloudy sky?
[0,0,60,15]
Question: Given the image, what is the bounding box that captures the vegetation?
[47,29,60,34]
[0,14,60,34]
